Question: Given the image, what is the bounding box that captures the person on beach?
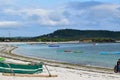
[117,59,120,72]
[114,59,120,73]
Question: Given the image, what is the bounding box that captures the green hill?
[1,29,119,42]
[35,29,120,42]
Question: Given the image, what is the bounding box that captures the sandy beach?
[1,63,120,80]
[0,43,120,80]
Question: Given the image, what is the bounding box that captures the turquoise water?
[13,43,120,68]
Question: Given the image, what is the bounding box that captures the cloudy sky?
[0,0,120,37]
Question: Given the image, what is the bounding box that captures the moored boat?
[100,52,120,55]
[64,50,72,52]
[48,44,60,47]
[73,51,83,53]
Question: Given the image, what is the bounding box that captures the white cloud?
[3,8,70,26]
[40,18,69,26]
[0,21,20,27]
[1,1,120,30]
[4,8,49,16]
[62,2,120,29]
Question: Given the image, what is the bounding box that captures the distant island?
[0,29,120,42]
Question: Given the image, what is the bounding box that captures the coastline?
[0,41,80,44]
[0,42,120,80]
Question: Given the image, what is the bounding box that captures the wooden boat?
[48,44,60,47]
[100,52,120,55]
[0,61,43,74]
[64,50,72,52]
[73,51,83,53]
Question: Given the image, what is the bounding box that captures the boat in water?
[64,50,72,52]
[48,44,60,47]
[73,51,83,53]
[100,52,120,55]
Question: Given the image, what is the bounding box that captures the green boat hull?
[0,62,43,74]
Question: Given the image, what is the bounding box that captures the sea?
[12,43,120,68]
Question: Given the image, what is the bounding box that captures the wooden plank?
[2,73,58,77]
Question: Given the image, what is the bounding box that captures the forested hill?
[35,29,120,42]
[0,29,120,42]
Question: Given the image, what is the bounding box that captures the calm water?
[13,43,120,68]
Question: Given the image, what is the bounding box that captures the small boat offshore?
[100,52,120,55]
[48,44,60,47]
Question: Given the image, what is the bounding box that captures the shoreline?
[0,41,119,45]
[0,41,80,44]
[0,43,113,74]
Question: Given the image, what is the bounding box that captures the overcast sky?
[0,0,120,37]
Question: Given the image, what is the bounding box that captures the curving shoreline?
[0,43,113,74]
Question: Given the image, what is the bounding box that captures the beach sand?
[0,60,120,80]
[0,43,120,80]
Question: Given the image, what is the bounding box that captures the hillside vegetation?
[35,29,120,42]
[0,29,120,42]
